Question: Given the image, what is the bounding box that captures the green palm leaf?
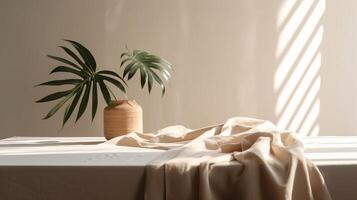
[47,55,82,71]
[59,46,92,73]
[43,91,75,119]
[59,46,86,69]
[120,49,172,95]
[98,70,127,86]
[99,74,126,93]
[63,85,84,126]
[91,78,98,121]
[64,39,97,71]
[36,40,127,126]
[98,78,111,105]
[76,81,91,122]
[36,90,72,103]
[36,79,82,86]
[50,66,87,78]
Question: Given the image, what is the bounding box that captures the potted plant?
[36,40,172,139]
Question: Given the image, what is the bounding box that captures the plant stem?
[108,87,118,101]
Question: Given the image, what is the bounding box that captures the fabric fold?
[107,117,331,200]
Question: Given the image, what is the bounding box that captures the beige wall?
[0,0,355,138]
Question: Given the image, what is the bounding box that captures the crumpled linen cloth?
[107,117,331,200]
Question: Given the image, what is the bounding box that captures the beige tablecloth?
[108,117,331,200]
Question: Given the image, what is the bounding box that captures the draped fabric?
[108,117,331,200]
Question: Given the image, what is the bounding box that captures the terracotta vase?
[103,100,143,140]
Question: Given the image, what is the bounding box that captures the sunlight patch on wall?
[276,0,315,58]
[277,0,298,28]
[275,0,325,136]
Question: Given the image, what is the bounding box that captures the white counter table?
[0,136,356,200]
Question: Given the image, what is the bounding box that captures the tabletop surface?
[0,137,164,166]
[1,136,357,166]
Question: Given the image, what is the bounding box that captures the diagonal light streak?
[289,76,321,131]
[276,0,315,58]
[299,99,320,136]
[277,0,299,28]
[276,27,323,115]
[275,0,326,91]
[277,52,321,129]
